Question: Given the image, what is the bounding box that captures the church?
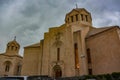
[21,8,120,78]
[0,8,120,78]
[0,38,22,76]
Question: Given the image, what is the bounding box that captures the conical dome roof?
[7,37,20,48]
[7,40,20,48]
[5,37,20,55]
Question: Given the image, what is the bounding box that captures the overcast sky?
[0,0,120,56]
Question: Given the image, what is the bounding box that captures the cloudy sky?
[0,0,120,56]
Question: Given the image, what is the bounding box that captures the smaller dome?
[7,40,20,48]
[5,38,20,55]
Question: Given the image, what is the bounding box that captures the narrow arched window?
[75,14,78,21]
[11,46,14,50]
[74,43,79,69]
[85,15,88,21]
[68,18,69,23]
[57,48,60,61]
[81,14,84,21]
[17,65,21,75]
[5,64,10,72]
[8,46,9,50]
[16,47,17,50]
[71,16,74,22]
[4,61,11,72]
[87,48,91,63]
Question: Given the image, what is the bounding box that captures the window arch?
[71,16,74,22]
[57,48,60,61]
[7,46,9,50]
[87,48,91,63]
[4,61,12,72]
[16,63,22,75]
[81,14,84,21]
[75,14,78,21]
[16,47,17,50]
[11,46,14,50]
[85,15,88,21]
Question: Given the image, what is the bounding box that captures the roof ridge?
[25,42,40,48]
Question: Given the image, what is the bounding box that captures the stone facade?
[86,27,120,75]
[21,42,41,75]
[0,38,23,76]
[21,8,120,78]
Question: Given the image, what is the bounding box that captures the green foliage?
[85,72,120,80]
[111,72,120,80]
[86,75,96,79]
[55,72,120,80]
[103,74,112,80]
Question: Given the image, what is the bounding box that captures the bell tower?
[5,37,20,55]
[65,8,93,76]
[65,8,92,26]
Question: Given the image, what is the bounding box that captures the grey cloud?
[79,0,120,27]
[0,0,15,6]
[20,1,40,17]
[20,6,40,17]
[28,24,40,31]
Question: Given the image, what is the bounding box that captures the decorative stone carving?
[55,32,62,41]
[53,32,63,47]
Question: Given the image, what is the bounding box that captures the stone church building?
[0,38,22,76]
[21,8,120,77]
[0,8,120,77]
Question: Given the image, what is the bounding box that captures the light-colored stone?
[3,8,119,78]
[0,39,22,76]
[21,8,93,77]
[22,8,120,77]
[86,27,120,75]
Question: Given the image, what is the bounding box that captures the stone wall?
[86,27,120,75]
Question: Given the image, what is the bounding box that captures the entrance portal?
[53,65,62,78]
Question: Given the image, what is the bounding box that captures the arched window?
[5,64,10,72]
[57,48,60,61]
[87,48,91,63]
[16,64,22,75]
[4,61,12,72]
[81,14,84,21]
[68,18,69,23]
[71,16,74,22]
[85,15,88,21]
[16,47,17,50]
[75,14,78,21]
[8,46,9,50]
[11,46,14,50]
[74,43,79,69]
